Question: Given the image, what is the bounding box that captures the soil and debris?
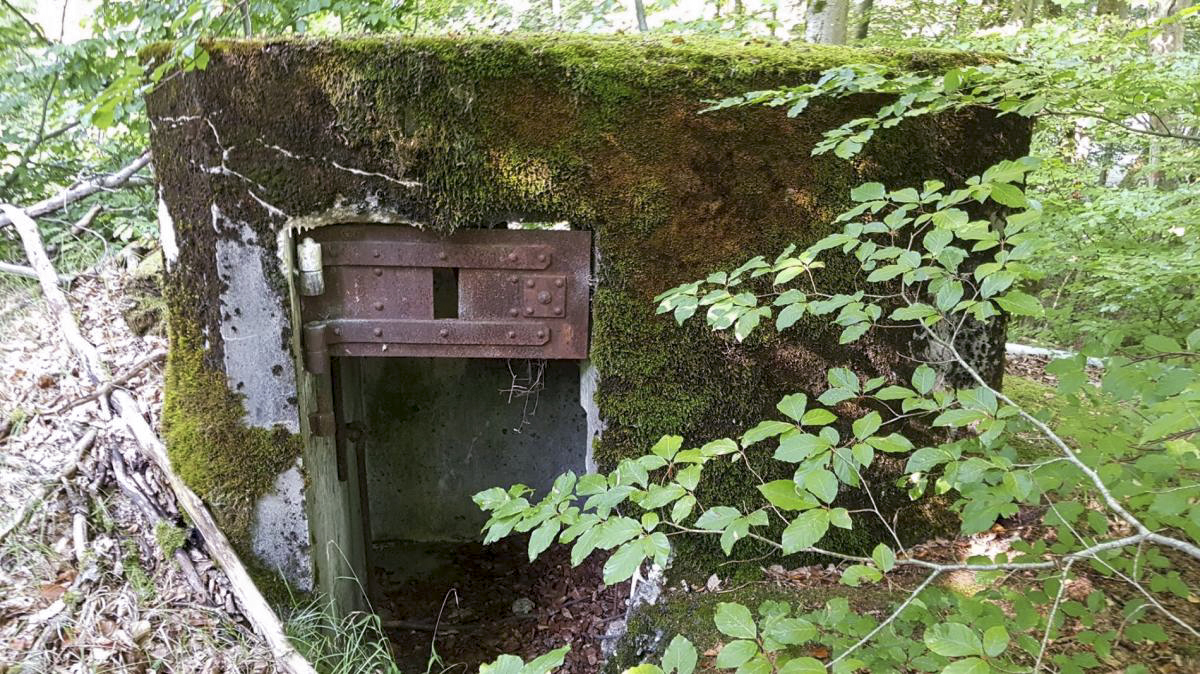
[376,536,631,673]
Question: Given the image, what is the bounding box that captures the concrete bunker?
[146,34,1032,668]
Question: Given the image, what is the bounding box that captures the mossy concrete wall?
[145,35,1030,603]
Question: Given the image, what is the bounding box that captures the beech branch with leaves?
[476,160,1200,673]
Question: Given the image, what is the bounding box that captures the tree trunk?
[634,0,649,31]
[855,0,874,39]
[806,0,850,44]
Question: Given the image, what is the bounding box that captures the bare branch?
[0,152,152,230]
[0,0,52,45]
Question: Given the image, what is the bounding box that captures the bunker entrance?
[298,225,617,669]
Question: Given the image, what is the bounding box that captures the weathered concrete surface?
[249,460,311,588]
[356,358,589,542]
[212,214,310,590]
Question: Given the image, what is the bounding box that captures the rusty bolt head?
[509,308,519,317]
[373,328,383,337]
[554,307,563,315]
[525,279,536,288]
[536,329,546,339]
[507,330,516,339]
[438,251,448,261]
[332,327,342,336]
[537,253,547,263]
[537,290,553,305]
[374,302,384,311]
[554,278,564,288]
[373,267,383,276]
[508,252,518,262]
[439,328,449,338]
[524,307,534,315]
[508,275,518,284]
[372,249,381,258]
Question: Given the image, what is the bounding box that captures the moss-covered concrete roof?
[178,33,994,88]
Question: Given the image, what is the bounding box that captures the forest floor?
[0,268,276,673]
[0,262,1197,673]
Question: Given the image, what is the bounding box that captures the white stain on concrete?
[157,193,178,268]
[580,360,604,474]
[212,208,310,589]
[250,460,313,590]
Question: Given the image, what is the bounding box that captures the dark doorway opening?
[331,356,621,671]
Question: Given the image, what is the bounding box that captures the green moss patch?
[161,320,301,559]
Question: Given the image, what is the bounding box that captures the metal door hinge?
[297,237,324,296]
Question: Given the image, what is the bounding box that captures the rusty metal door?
[296,225,591,435]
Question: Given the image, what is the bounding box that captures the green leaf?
[840,564,883,586]
[758,480,818,511]
[994,291,1043,317]
[852,411,882,440]
[775,432,830,462]
[528,519,560,561]
[651,435,683,460]
[480,654,525,674]
[701,439,740,457]
[828,507,852,529]
[932,409,987,428]
[867,433,913,454]
[872,543,896,572]
[988,182,1027,208]
[671,494,697,523]
[662,635,698,674]
[943,69,962,92]
[850,182,886,202]
[777,393,809,422]
[912,364,936,394]
[782,509,830,553]
[776,303,807,330]
[801,409,837,426]
[603,540,647,584]
[522,646,571,674]
[839,323,870,344]
[715,603,758,640]
[742,420,795,447]
[982,625,1009,657]
[696,507,742,531]
[779,657,827,674]
[804,469,839,504]
[924,623,983,657]
[767,618,817,646]
[940,658,991,674]
[1144,334,1181,353]
[714,639,758,668]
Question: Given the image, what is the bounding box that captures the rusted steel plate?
[299,225,590,363]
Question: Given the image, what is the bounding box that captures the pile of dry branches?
[0,190,314,672]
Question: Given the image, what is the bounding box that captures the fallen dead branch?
[0,260,73,285]
[54,349,166,414]
[0,153,151,231]
[1,200,316,674]
[0,429,97,545]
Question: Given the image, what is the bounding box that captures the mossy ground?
[146,34,1030,598]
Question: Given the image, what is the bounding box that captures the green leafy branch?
[478,162,1200,672]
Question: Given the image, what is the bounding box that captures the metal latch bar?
[323,241,553,270]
